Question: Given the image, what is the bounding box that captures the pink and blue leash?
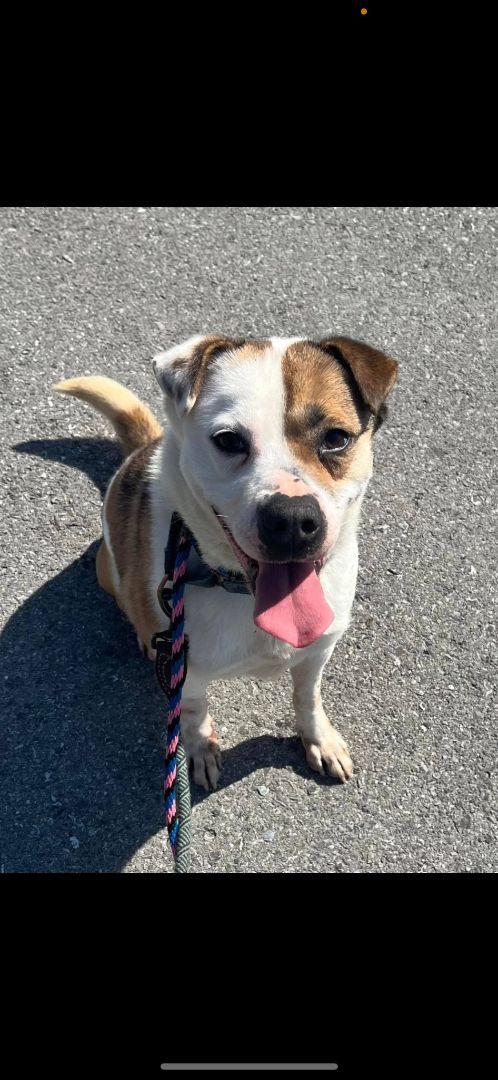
[155,522,193,873]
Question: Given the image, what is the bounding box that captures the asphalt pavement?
[0,205,496,873]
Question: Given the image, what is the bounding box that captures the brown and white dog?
[55,335,397,788]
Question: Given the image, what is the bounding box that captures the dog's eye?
[320,429,351,455]
[211,430,249,455]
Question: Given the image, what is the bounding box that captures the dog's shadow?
[15,436,122,498]
[2,437,318,873]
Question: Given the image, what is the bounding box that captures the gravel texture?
[0,205,496,873]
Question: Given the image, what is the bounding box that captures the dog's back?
[55,376,165,655]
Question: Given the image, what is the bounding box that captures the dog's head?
[153,334,397,648]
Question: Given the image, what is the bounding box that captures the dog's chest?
[182,587,295,679]
[181,547,357,682]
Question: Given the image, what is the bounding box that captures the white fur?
[147,337,366,683]
[143,334,373,786]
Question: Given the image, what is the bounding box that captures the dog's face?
[153,334,397,562]
[153,334,397,648]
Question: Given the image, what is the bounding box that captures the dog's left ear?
[153,334,246,416]
[318,336,398,417]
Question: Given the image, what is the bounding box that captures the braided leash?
[154,519,193,873]
[165,526,192,871]
[153,511,252,872]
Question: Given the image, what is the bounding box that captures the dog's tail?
[53,376,163,457]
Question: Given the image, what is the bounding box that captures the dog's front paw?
[136,632,156,661]
[302,728,353,783]
[189,737,222,791]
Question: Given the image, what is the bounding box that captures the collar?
[162,512,251,601]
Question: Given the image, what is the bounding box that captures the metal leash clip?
[156,573,174,618]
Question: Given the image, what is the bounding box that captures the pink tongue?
[253,561,334,648]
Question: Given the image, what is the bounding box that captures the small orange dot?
[361,6,367,13]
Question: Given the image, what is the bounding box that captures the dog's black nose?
[257,493,326,561]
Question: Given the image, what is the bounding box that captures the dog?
[55,334,397,789]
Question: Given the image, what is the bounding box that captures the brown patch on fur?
[172,336,271,409]
[333,429,373,486]
[221,339,271,363]
[54,376,163,457]
[104,438,163,652]
[283,342,366,432]
[317,336,398,414]
[96,539,117,598]
[170,335,245,409]
[188,335,247,402]
[113,404,162,456]
[56,374,166,652]
[282,341,373,486]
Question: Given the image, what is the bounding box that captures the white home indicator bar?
[160,1067,339,1072]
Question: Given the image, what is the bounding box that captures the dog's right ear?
[152,334,246,416]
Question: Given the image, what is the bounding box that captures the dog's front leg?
[291,648,353,783]
[180,669,221,791]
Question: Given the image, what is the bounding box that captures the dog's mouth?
[213,510,334,649]
[213,511,259,586]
